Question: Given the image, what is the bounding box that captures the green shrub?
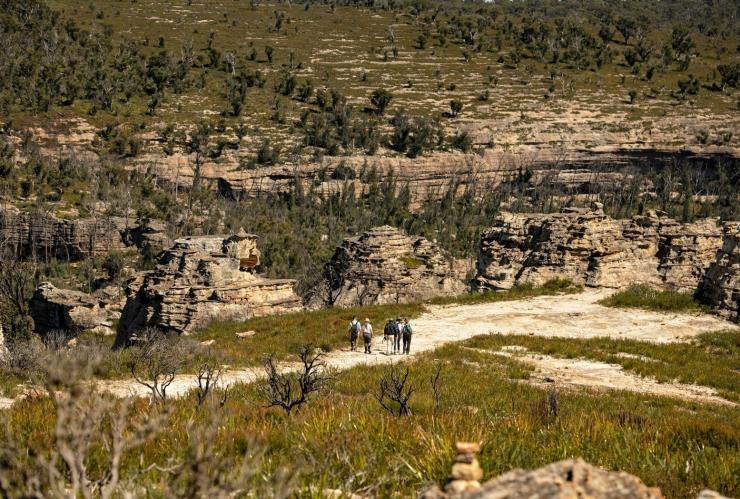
[599,284,708,313]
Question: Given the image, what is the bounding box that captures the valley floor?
[88,289,737,405]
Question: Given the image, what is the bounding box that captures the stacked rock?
[445,442,483,495]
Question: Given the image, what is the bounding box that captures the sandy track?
[93,290,737,405]
[4,290,737,406]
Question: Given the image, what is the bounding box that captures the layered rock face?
[309,226,467,308]
[116,233,301,344]
[30,283,116,336]
[474,209,724,293]
[0,206,169,260]
[697,223,740,322]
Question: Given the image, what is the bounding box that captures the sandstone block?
[115,234,302,345]
[308,226,468,308]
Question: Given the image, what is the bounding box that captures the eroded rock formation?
[0,206,169,260]
[116,233,301,344]
[474,209,724,293]
[697,223,740,323]
[309,226,467,308]
[30,283,117,336]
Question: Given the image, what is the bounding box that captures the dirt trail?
[93,290,737,405]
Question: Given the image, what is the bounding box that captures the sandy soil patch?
[493,348,733,406]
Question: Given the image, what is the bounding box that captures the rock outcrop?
[116,233,302,344]
[309,226,467,308]
[474,209,724,293]
[697,223,740,323]
[421,442,728,498]
[0,206,169,260]
[30,283,116,336]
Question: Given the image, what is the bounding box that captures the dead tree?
[257,345,332,414]
[0,356,165,499]
[430,362,443,409]
[376,364,414,416]
[127,330,181,404]
[195,362,223,408]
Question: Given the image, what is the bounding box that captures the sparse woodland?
[0,0,739,497]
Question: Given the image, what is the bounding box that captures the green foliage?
[399,255,424,269]
[599,284,708,313]
[2,336,739,497]
[431,278,582,306]
[101,251,124,281]
[370,88,393,115]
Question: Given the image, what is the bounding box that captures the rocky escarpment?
[474,209,724,293]
[0,205,169,260]
[697,223,740,323]
[309,226,467,308]
[30,283,118,336]
[115,233,301,345]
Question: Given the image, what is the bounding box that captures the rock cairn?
[115,233,302,345]
[474,209,725,293]
[446,442,484,495]
[309,226,467,308]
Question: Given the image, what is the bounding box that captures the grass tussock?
[598,284,709,313]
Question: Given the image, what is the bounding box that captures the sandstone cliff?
[309,226,468,308]
[116,233,302,344]
[0,205,169,260]
[697,223,740,323]
[474,209,724,293]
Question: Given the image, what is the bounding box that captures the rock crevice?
[116,233,302,344]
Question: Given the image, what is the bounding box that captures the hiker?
[393,317,402,354]
[348,315,360,351]
[361,317,373,354]
[383,319,395,355]
[402,318,413,355]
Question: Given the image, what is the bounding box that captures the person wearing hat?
[361,317,373,354]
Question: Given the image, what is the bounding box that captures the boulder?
[115,233,302,345]
[464,459,664,499]
[308,226,468,308]
[697,222,740,323]
[474,210,724,293]
[29,282,114,335]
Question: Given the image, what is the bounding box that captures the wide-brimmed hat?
[364,317,370,322]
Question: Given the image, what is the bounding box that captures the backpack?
[402,324,412,338]
[384,321,394,336]
[349,321,359,337]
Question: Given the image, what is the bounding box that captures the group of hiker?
[347,316,413,355]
